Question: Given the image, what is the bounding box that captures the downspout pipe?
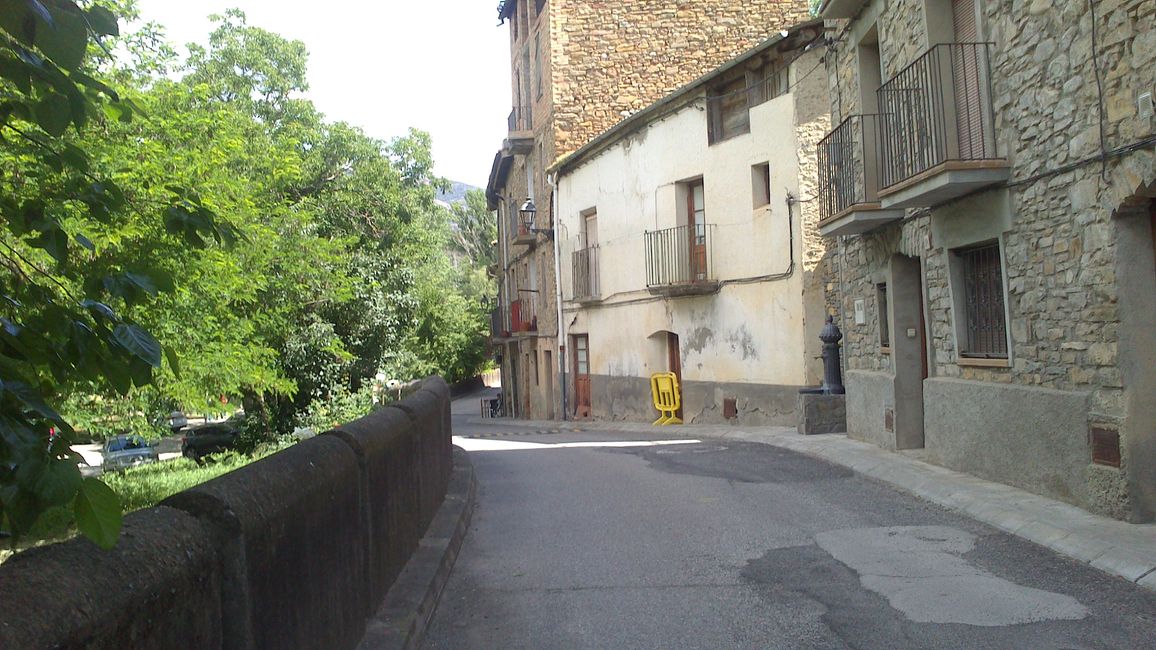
[549,171,567,420]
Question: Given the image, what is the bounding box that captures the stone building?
[553,22,831,424]
[486,0,813,419]
[814,0,1155,521]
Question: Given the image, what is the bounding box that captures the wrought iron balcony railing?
[877,42,998,189]
[645,224,715,289]
[508,105,532,133]
[572,245,600,301]
[818,114,887,222]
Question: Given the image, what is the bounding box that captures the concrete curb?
[358,446,476,650]
[455,414,1156,593]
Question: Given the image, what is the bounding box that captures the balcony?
[817,114,905,236]
[572,245,601,303]
[877,43,1009,209]
[505,105,533,154]
[510,295,538,334]
[645,224,720,297]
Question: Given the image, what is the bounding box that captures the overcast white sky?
[134,1,510,188]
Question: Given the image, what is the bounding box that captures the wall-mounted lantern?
[518,198,553,238]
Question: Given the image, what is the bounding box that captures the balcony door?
[572,335,590,418]
[583,212,599,297]
[686,181,707,281]
[951,0,986,160]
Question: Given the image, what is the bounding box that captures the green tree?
[0,0,234,547]
[449,189,497,272]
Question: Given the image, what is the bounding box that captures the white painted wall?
[558,87,812,387]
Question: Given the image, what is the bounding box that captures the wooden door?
[667,332,683,420]
[686,181,707,281]
[572,335,590,418]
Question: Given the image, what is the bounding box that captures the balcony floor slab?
[880,162,1010,209]
[819,204,906,237]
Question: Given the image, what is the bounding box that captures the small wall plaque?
[854,299,866,325]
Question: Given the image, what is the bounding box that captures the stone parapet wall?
[0,378,455,650]
[549,0,813,160]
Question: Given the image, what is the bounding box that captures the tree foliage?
[1,3,493,546]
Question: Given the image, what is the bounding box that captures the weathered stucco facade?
[817,0,1156,520]
[555,28,831,425]
[488,0,813,420]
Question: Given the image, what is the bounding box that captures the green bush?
[298,385,377,433]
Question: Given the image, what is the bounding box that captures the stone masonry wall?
[549,0,813,162]
[823,0,1156,519]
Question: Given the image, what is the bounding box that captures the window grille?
[958,243,1007,358]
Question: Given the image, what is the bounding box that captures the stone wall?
[822,0,1156,519]
[0,378,455,649]
[549,0,813,161]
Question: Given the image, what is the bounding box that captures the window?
[753,64,788,105]
[877,283,890,350]
[535,0,546,15]
[752,163,771,208]
[535,35,544,99]
[522,48,532,108]
[955,242,1008,358]
[707,77,750,144]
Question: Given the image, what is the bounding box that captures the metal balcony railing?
[818,114,886,221]
[510,295,537,333]
[645,224,715,288]
[508,105,532,132]
[877,43,998,189]
[572,245,600,300]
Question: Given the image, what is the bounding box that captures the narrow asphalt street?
[425,392,1156,649]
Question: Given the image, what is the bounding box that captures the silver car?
[102,435,159,472]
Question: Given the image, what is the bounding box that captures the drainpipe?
[549,171,567,421]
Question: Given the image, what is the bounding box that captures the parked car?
[102,435,159,472]
[167,411,188,433]
[181,418,242,461]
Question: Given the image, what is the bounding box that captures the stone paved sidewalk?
[453,407,1156,593]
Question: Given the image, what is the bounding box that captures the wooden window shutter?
[952,0,977,41]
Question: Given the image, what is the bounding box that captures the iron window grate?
[959,243,1007,358]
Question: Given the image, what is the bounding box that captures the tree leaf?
[30,225,68,264]
[164,345,181,379]
[34,458,81,508]
[33,91,70,136]
[74,232,94,251]
[22,0,53,27]
[60,142,88,171]
[0,379,63,421]
[0,54,32,93]
[80,299,117,321]
[124,272,158,296]
[34,6,87,72]
[74,477,121,549]
[0,2,35,46]
[70,69,117,100]
[85,5,117,36]
[113,323,161,367]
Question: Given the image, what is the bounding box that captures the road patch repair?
[814,526,1089,626]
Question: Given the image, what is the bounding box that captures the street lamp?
[519,198,553,238]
